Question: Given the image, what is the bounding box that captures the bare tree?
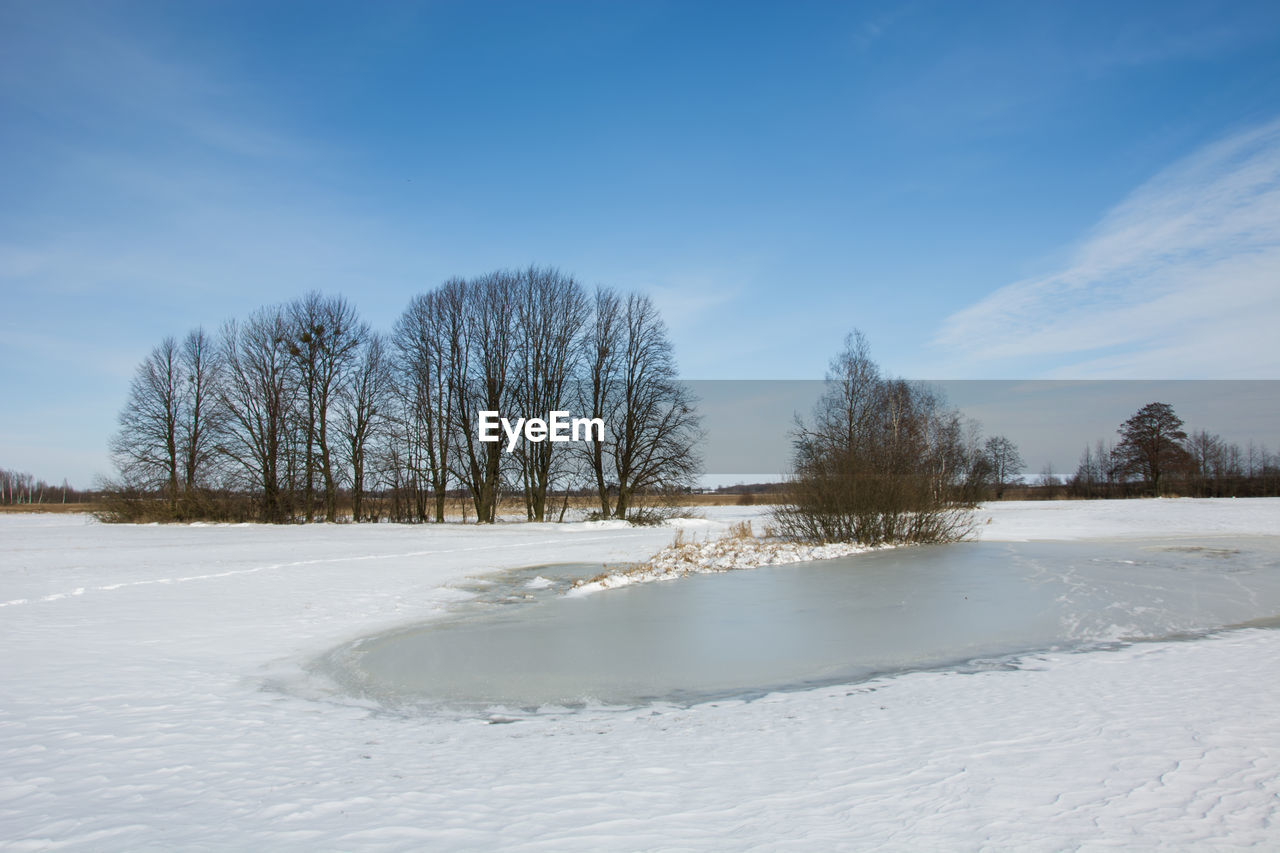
[338,333,390,522]
[580,291,702,519]
[1224,441,1246,482]
[512,266,588,521]
[0,468,87,506]
[1071,443,1103,498]
[578,286,624,517]
[218,307,297,523]
[105,329,223,520]
[449,272,518,523]
[100,270,715,523]
[1186,429,1224,493]
[393,282,464,522]
[983,435,1024,499]
[807,330,882,462]
[180,327,222,494]
[286,292,367,522]
[1096,438,1118,491]
[110,337,184,510]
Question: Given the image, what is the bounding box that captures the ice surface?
[338,537,1280,710]
[1,500,1279,849]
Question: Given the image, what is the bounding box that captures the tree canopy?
[1112,402,1191,494]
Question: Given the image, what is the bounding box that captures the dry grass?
[0,490,785,521]
[383,492,786,518]
[0,503,105,514]
[663,492,785,506]
[529,493,784,509]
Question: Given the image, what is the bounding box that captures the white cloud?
[645,276,738,329]
[935,118,1280,378]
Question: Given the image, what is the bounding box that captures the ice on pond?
[322,536,1280,711]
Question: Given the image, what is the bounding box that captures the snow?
[974,497,1280,542]
[2,499,1279,850]
[570,496,1280,597]
[567,534,882,596]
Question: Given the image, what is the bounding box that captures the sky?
[3,0,1280,487]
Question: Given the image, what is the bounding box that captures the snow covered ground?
[972,496,1280,542]
[571,496,1280,595]
[2,499,1279,850]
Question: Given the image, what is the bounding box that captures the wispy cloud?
[0,3,308,163]
[0,4,426,308]
[646,276,738,331]
[0,5,437,485]
[935,117,1280,378]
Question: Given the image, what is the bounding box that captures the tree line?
[94,310,1280,530]
[0,468,94,506]
[1065,401,1280,499]
[103,267,701,523]
[770,334,1280,545]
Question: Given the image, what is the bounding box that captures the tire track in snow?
[0,532,651,608]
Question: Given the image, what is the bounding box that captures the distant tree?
[1112,402,1191,495]
[1,467,77,505]
[946,419,993,505]
[1247,441,1262,478]
[983,435,1024,499]
[1186,429,1224,495]
[1096,438,1120,492]
[1070,440,1116,498]
[1225,442,1247,481]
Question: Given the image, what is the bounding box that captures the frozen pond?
[321,537,1280,712]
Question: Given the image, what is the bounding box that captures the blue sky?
[3,0,1280,486]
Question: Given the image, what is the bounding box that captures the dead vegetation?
[0,502,106,515]
[2,486,781,520]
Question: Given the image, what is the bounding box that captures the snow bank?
[568,525,881,596]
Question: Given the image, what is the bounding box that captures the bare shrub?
[772,331,974,546]
[625,503,699,526]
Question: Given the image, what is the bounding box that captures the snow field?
[1,499,1278,850]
